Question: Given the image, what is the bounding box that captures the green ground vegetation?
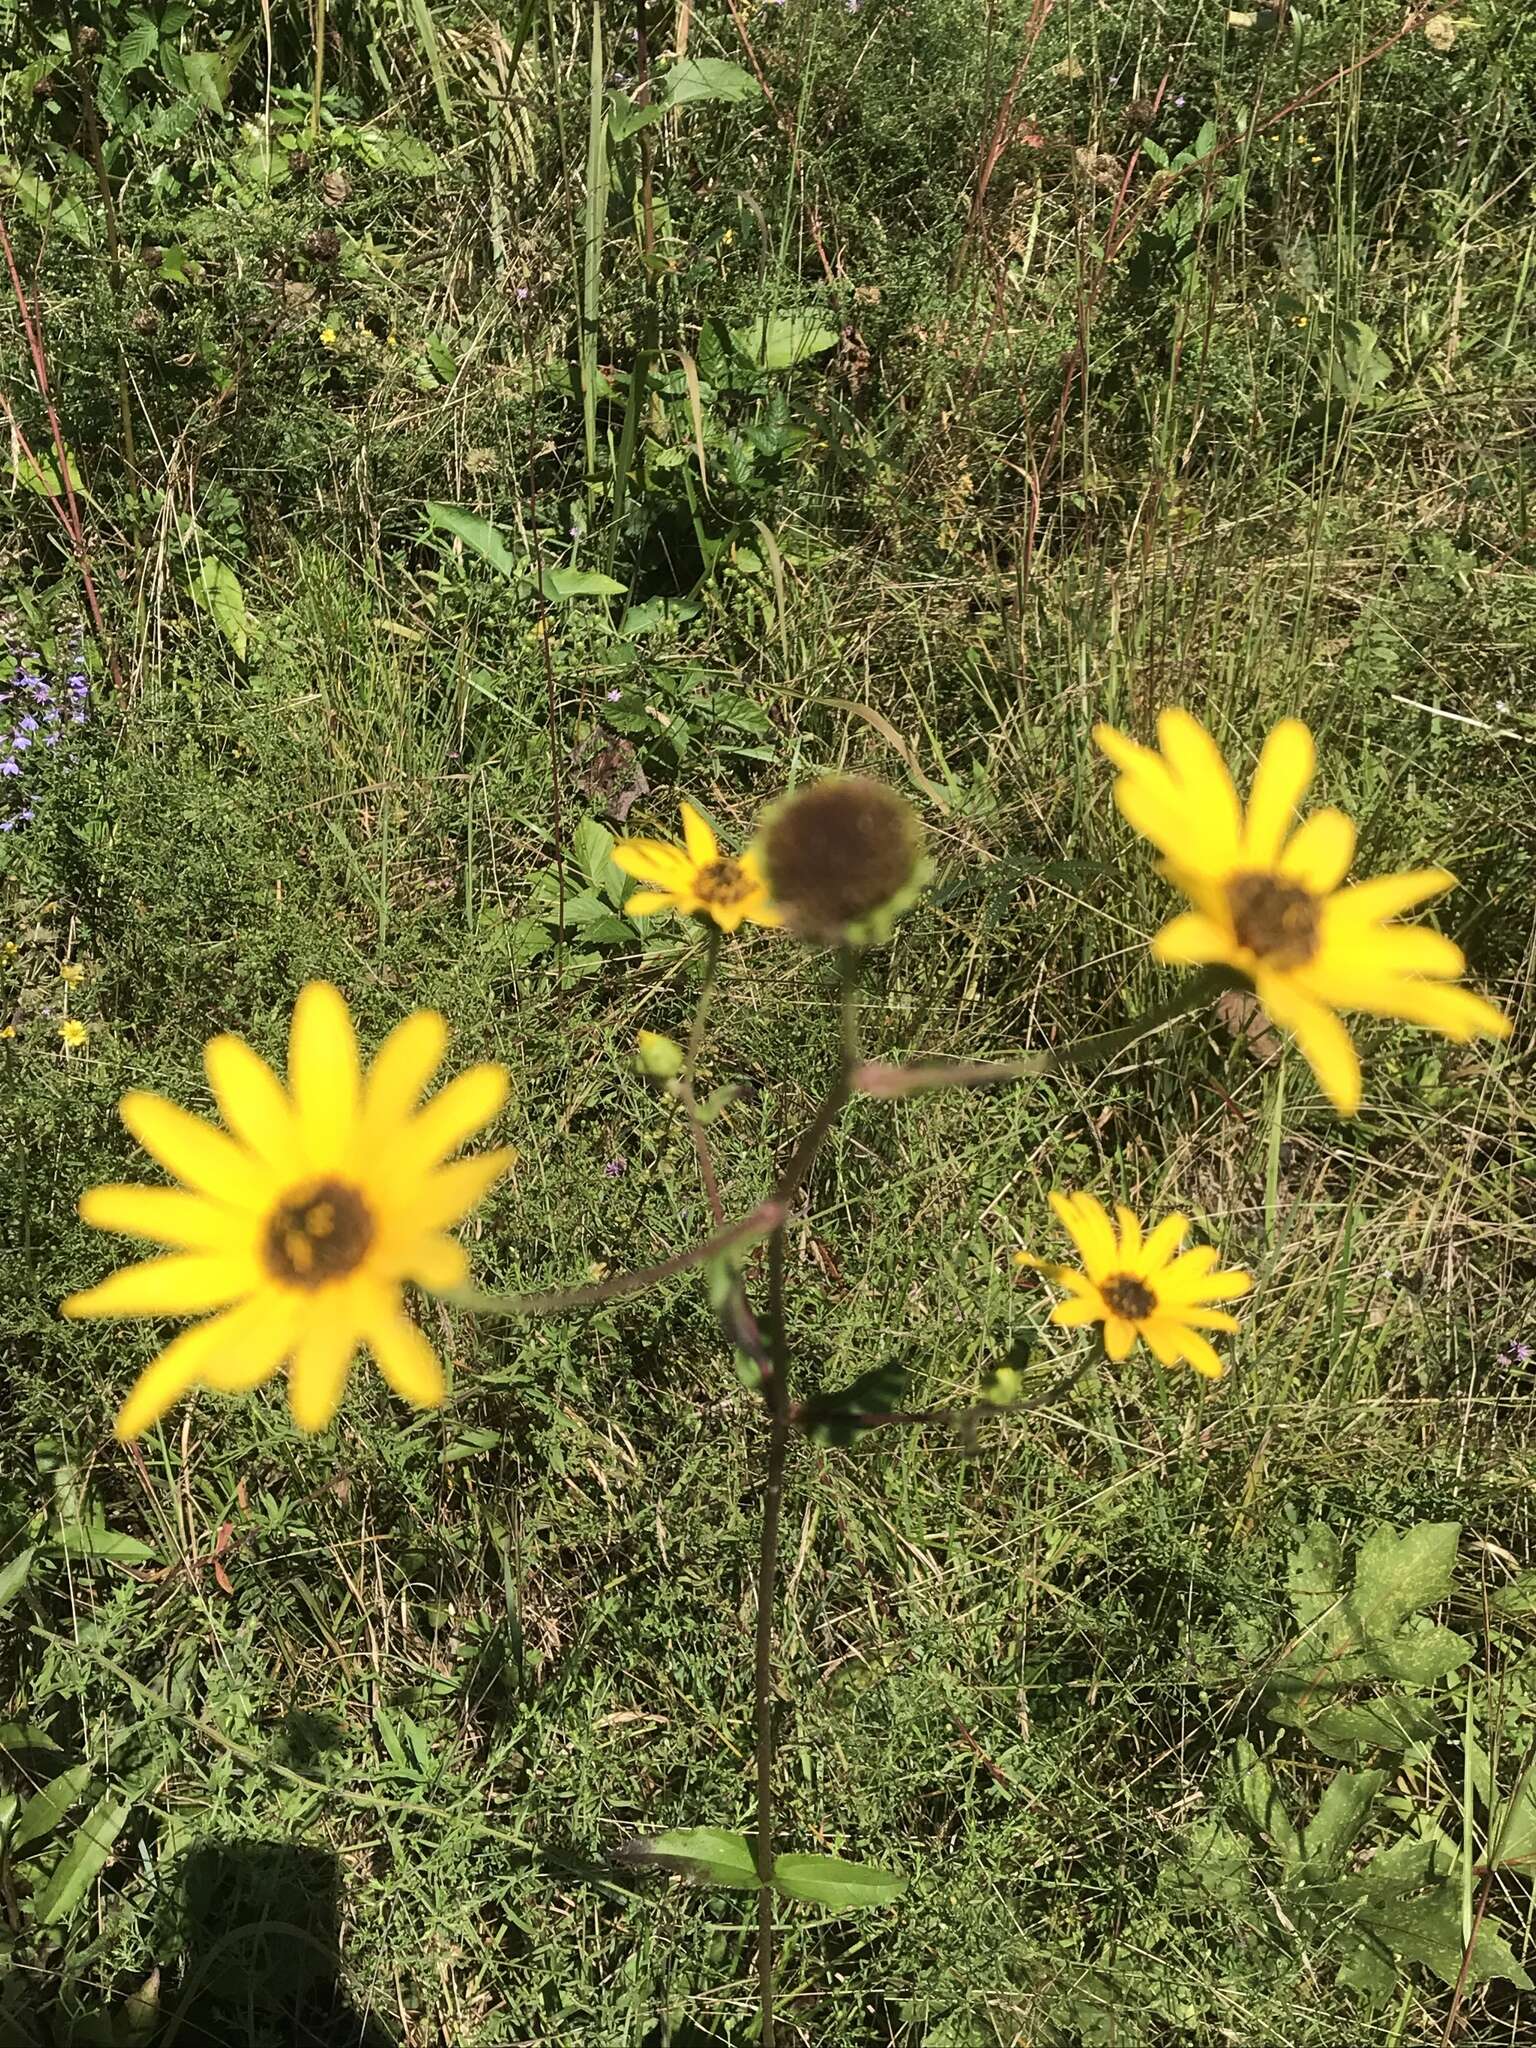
[3,0,1536,2042]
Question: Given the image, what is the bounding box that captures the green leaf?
[572,816,618,890]
[426,503,519,579]
[1358,1884,1531,1991]
[620,1828,761,1889]
[354,125,441,176]
[0,158,93,247]
[659,58,761,111]
[1368,1617,1471,1685]
[186,559,252,660]
[772,1852,907,1910]
[1346,1523,1459,1648]
[0,1546,33,1615]
[13,1763,94,1853]
[534,567,627,601]
[730,311,839,374]
[1230,1740,1301,1866]
[1301,1768,1386,1878]
[802,1362,911,1446]
[33,1791,133,1925]
[1268,1694,1441,1761]
[49,1523,157,1562]
[1286,1523,1344,1639]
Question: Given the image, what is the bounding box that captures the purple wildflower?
[601,1155,628,1177]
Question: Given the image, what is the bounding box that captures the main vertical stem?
[753,949,862,2047]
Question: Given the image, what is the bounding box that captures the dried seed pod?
[759,777,926,945]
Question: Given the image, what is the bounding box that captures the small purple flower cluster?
[1,626,87,834]
[1499,1341,1533,1370]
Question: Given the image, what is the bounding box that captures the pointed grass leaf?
[48,1523,157,1562]
[618,1828,761,1889]
[13,1762,94,1852]
[0,1546,33,1615]
[33,1791,133,1925]
[772,1853,907,1909]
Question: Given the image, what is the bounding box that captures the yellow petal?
[63,1251,257,1320]
[623,888,679,918]
[1139,1213,1188,1274]
[1049,1295,1105,1328]
[1109,773,1192,865]
[1280,807,1356,893]
[1242,719,1315,866]
[1168,1267,1253,1307]
[679,801,719,868]
[1139,1317,1187,1369]
[363,1008,447,1139]
[612,839,696,891]
[1092,721,1165,781]
[1329,868,1454,928]
[1341,926,1465,981]
[199,1294,300,1392]
[1256,971,1362,1116]
[1114,1205,1143,1263]
[1048,1191,1116,1281]
[1313,973,1510,1043]
[204,1035,299,1172]
[365,1307,447,1409]
[745,896,784,929]
[287,1313,359,1431]
[1156,709,1244,868]
[1151,912,1236,967]
[79,1184,249,1252]
[399,1064,510,1171]
[412,1149,515,1231]
[403,1233,470,1292]
[288,982,361,1171]
[1102,1315,1138,1361]
[1176,1328,1227,1379]
[119,1091,273,1211]
[114,1323,220,1440]
[1167,1304,1242,1333]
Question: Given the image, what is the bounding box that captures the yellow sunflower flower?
[613,800,781,933]
[1093,710,1510,1115]
[63,983,513,1440]
[1018,1192,1251,1380]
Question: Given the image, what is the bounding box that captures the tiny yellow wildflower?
[320,326,338,346]
[60,963,86,986]
[614,802,781,934]
[60,1019,89,1048]
[64,983,513,1438]
[1018,1193,1251,1379]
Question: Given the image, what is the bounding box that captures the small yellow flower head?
[614,801,781,934]
[60,963,86,986]
[636,1029,685,1081]
[320,326,338,346]
[1018,1193,1251,1379]
[63,983,513,1439]
[758,777,927,945]
[59,1019,89,1049]
[1,1023,17,1039]
[1093,709,1509,1115]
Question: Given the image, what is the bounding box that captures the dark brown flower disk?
[762,777,920,939]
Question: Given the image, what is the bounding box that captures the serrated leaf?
[659,58,761,111]
[13,1762,94,1852]
[1346,1523,1460,1648]
[619,1828,761,1889]
[185,559,251,660]
[1269,1693,1441,1761]
[426,502,519,579]
[772,1852,906,1909]
[1286,1523,1344,1638]
[33,1791,132,1925]
[1359,1884,1531,1991]
[1301,1768,1386,1878]
[1231,1740,1301,1865]
[0,1546,33,1614]
[730,311,839,374]
[1367,1618,1471,1685]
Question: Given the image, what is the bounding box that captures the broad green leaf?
[49,1522,157,1562]
[426,502,519,580]
[730,312,839,374]
[1301,1768,1386,1878]
[1334,1822,1456,1905]
[622,1828,761,1889]
[1286,1523,1343,1639]
[186,559,252,660]
[1367,1617,1471,1685]
[534,567,627,601]
[608,96,666,145]
[0,158,93,247]
[772,1852,907,1909]
[1346,1523,1460,1648]
[33,1791,133,1925]
[1359,1884,1532,1991]
[0,1546,33,1615]
[659,58,760,111]
[13,1762,94,1852]
[11,442,93,504]
[1269,1693,1440,1761]
[1230,1740,1300,1866]
[355,126,441,176]
[572,816,617,890]
[118,22,160,69]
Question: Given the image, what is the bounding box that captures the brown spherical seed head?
[762,777,922,940]
[1226,871,1321,970]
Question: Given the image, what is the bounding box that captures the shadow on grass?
[0,1839,395,2048]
